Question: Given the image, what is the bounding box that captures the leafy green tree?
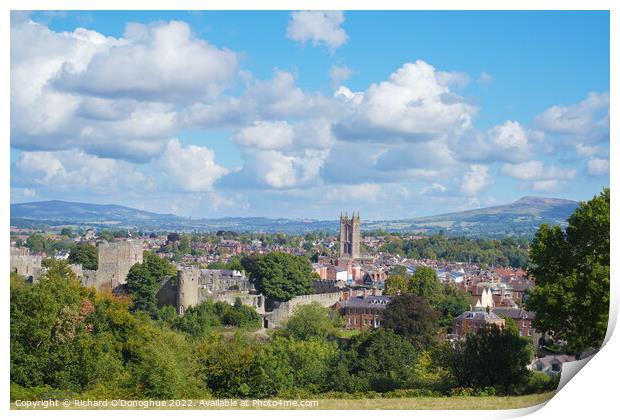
[179,234,192,254]
[68,243,98,270]
[382,294,441,350]
[125,252,176,316]
[526,188,610,352]
[245,252,314,301]
[283,302,341,341]
[125,321,201,399]
[198,334,263,398]
[25,233,53,254]
[259,336,337,395]
[409,266,443,306]
[384,274,409,296]
[10,260,122,392]
[436,284,470,328]
[98,230,115,242]
[60,227,74,238]
[439,325,532,390]
[329,329,418,392]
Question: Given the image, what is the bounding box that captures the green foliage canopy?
[243,252,314,301]
[526,188,610,352]
[68,243,98,270]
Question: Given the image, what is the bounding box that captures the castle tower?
[339,212,360,259]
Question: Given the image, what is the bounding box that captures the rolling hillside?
[10,196,580,237]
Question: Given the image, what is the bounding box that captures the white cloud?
[185,69,336,128]
[421,183,447,195]
[11,19,116,141]
[326,183,382,202]
[478,72,494,84]
[330,65,353,88]
[534,91,609,138]
[587,158,609,177]
[156,139,229,192]
[436,71,471,89]
[23,188,37,198]
[286,11,347,50]
[455,120,538,164]
[487,121,530,158]
[532,180,562,192]
[460,164,490,196]
[10,19,227,161]
[54,21,239,102]
[12,149,149,194]
[501,160,576,181]
[233,121,294,150]
[334,60,477,143]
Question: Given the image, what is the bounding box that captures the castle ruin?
[174,267,256,315]
[10,247,44,282]
[10,240,144,290]
[91,240,143,290]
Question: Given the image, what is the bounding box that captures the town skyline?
[10,10,610,220]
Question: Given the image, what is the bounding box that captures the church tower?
[339,212,360,259]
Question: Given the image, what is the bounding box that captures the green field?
[11,392,554,410]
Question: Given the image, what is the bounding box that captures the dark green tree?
[60,227,74,238]
[98,230,115,242]
[526,188,610,352]
[382,294,441,350]
[436,284,470,328]
[439,325,532,390]
[329,329,418,392]
[125,252,177,316]
[244,252,314,301]
[68,243,98,270]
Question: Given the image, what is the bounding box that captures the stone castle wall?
[177,267,252,314]
[94,240,143,290]
[204,293,265,314]
[10,247,44,282]
[264,291,344,328]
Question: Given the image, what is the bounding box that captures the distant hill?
[11,200,177,224]
[10,196,580,237]
[367,196,580,237]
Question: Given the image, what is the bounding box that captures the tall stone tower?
[339,212,360,259]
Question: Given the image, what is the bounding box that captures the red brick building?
[337,295,391,329]
[493,307,540,343]
[452,310,505,336]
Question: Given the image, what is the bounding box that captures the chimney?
[468,304,473,311]
[371,287,377,296]
[486,305,491,314]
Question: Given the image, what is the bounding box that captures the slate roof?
[340,295,391,309]
[455,310,503,322]
[493,307,536,320]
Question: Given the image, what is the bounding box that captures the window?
[552,363,561,372]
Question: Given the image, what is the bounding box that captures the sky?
[10,10,610,220]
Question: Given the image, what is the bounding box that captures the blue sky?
[10,10,609,219]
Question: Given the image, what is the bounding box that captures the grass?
[10,392,554,410]
[335,329,363,339]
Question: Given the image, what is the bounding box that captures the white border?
[2,2,616,420]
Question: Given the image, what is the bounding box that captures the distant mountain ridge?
[10,196,580,237]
